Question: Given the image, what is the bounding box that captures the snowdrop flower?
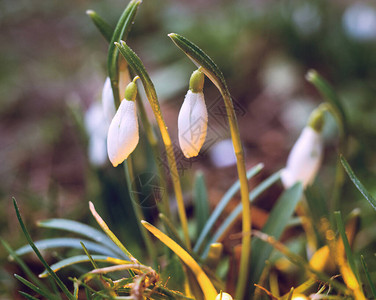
[281,108,325,189]
[178,69,208,158]
[215,292,233,300]
[107,77,139,167]
[102,77,116,125]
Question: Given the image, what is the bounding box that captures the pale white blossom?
[215,292,233,300]
[281,126,323,189]
[178,90,208,158]
[102,77,116,125]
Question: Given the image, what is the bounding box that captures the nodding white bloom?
[178,69,208,158]
[281,108,325,189]
[102,77,116,124]
[107,77,139,167]
[215,292,233,300]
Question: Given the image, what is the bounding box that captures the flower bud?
[178,70,208,158]
[107,78,139,167]
[102,77,116,124]
[281,109,325,189]
[215,292,233,300]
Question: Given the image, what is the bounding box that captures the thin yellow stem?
[219,91,251,300]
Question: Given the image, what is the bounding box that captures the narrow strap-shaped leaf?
[107,0,141,108]
[248,183,303,293]
[193,171,209,240]
[89,201,138,263]
[86,10,113,43]
[159,213,187,251]
[37,219,125,258]
[340,155,376,210]
[141,221,217,299]
[15,238,118,258]
[14,274,58,300]
[194,163,264,253]
[361,255,376,298]
[18,291,40,300]
[39,255,128,278]
[12,198,75,300]
[200,169,280,257]
[334,211,360,284]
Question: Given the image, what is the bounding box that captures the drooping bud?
[178,69,208,158]
[215,292,233,300]
[102,77,116,124]
[107,77,140,167]
[281,107,325,189]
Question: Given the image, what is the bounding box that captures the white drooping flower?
[178,70,208,158]
[102,77,116,124]
[107,78,139,167]
[215,292,233,300]
[281,108,325,189]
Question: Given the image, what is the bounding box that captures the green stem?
[116,41,191,251]
[123,159,158,268]
[168,33,251,299]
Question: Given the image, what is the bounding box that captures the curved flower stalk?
[178,69,208,158]
[281,107,325,189]
[107,77,139,167]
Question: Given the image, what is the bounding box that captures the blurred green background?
[1,0,376,298]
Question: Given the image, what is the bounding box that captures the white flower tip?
[215,292,233,300]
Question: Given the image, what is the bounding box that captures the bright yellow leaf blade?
[141,220,217,300]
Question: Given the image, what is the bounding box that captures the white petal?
[281,126,323,189]
[88,134,107,167]
[107,100,139,167]
[102,77,116,125]
[84,102,108,137]
[178,90,208,158]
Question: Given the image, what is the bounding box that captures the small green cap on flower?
[189,69,205,93]
[215,292,233,300]
[124,76,140,102]
[307,106,325,133]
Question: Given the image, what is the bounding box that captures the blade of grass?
[201,170,281,257]
[141,221,217,299]
[12,198,75,300]
[193,171,209,241]
[15,238,118,258]
[39,255,129,278]
[107,0,141,108]
[37,219,125,258]
[194,163,264,254]
[340,155,376,210]
[19,291,40,300]
[248,183,303,295]
[89,201,137,263]
[86,10,113,43]
[360,255,376,298]
[15,274,58,300]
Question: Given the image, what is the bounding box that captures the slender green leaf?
[1,238,48,291]
[159,213,186,250]
[86,10,113,43]
[12,198,75,300]
[19,291,40,300]
[334,211,360,284]
[194,163,264,253]
[108,0,141,108]
[201,169,280,257]
[14,274,58,300]
[38,219,125,258]
[15,238,118,258]
[248,183,303,291]
[193,171,209,240]
[340,155,376,210]
[360,255,376,298]
[39,255,128,278]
